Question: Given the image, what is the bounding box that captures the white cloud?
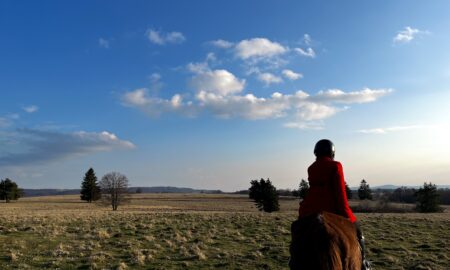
[235,38,288,60]
[118,34,392,130]
[122,88,149,106]
[210,39,234,49]
[0,129,135,166]
[166,32,185,43]
[208,36,317,74]
[282,69,303,80]
[170,94,183,108]
[258,72,283,86]
[393,27,427,44]
[283,121,324,130]
[295,102,343,121]
[75,130,135,150]
[190,69,246,96]
[358,125,430,134]
[312,88,393,104]
[98,38,110,49]
[147,30,164,45]
[303,34,312,46]
[122,86,391,127]
[206,52,216,62]
[196,91,290,120]
[146,29,186,45]
[194,90,348,121]
[295,47,316,58]
[122,89,196,117]
[23,105,39,113]
[187,61,210,74]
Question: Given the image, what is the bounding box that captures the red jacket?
[298,157,357,223]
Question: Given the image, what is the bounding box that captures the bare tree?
[99,172,129,211]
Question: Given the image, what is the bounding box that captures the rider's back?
[299,156,356,223]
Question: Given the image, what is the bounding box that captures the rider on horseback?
[296,139,371,270]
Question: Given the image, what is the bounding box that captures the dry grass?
[0,194,448,269]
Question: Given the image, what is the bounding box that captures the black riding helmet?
[314,139,335,159]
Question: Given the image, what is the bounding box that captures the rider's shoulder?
[331,160,343,169]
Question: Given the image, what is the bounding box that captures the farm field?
[0,194,449,269]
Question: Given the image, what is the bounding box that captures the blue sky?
[1,1,449,190]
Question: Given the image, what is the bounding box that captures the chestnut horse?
[290,211,362,270]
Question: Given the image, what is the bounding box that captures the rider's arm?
[332,162,356,222]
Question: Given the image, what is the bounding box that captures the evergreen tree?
[358,179,373,200]
[249,178,280,213]
[345,182,353,200]
[0,178,23,203]
[80,168,101,203]
[415,182,442,213]
[298,179,309,199]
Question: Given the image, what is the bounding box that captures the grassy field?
[0,194,449,269]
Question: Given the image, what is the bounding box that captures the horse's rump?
[290,212,362,270]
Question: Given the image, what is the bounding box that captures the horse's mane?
[290,212,362,270]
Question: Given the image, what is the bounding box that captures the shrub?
[249,178,280,213]
[0,178,23,203]
[415,182,443,213]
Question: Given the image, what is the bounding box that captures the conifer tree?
[415,182,442,213]
[80,168,101,203]
[298,179,310,200]
[358,179,373,200]
[249,178,280,212]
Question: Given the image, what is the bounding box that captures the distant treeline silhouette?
[236,185,450,205]
[22,186,224,197]
[386,187,450,205]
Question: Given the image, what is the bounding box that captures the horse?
[289,211,362,270]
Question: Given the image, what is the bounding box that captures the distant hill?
[22,189,80,197]
[351,184,450,190]
[128,186,223,194]
[20,184,450,197]
[372,185,399,190]
[22,186,223,197]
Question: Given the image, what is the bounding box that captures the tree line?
[2,168,447,214]
[248,178,446,213]
[387,186,450,205]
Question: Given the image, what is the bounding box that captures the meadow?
[0,194,448,269]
